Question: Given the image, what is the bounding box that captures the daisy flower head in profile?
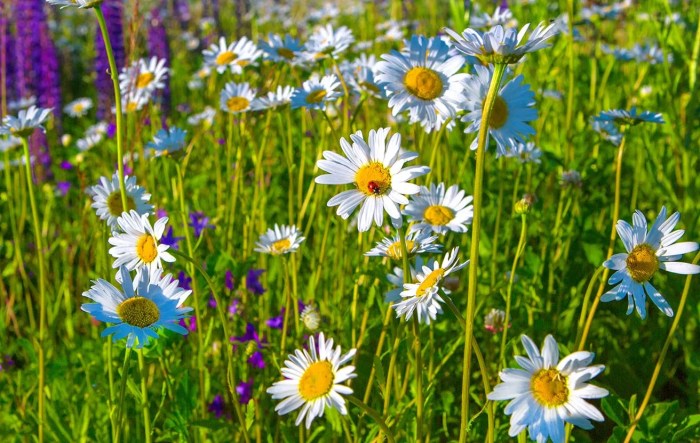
[303,24,354,61]
[290,74,342,110]
[393,247,468,324]
[375,35,468,133]
[220,81,257,114]
[461,65,537,155]
[594,107,664,127]
[254,224,305,255]
[119,56,169,96]
[403,183,474,235]
[488,334,608,443]
[122,89,151,113]
[46,0,102,8]
[82,266,192,349]
[0,105,52,138]
[146,127,187,157]
[365,228,442,260]
[591,118,622,146]
[260,33,303,64]
[315,128,430,232]
[64,98,93,118]
[203,36,261,74]
[87,173,153,230]
[506,141,542,163]
[444,22,558,65]
[602,206,699,319]
[385,256,444,303]
[470,6,518,29]
[267,333,356,429]
[108,210,175,275]
[251,85,295,111]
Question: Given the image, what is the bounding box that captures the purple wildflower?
[37,8,61,128]
[1,5,17,104]
[208,296,217,309]
[57,181,71,196]
[231,323,266,368]
[148,8,171,115]
[189,211,213,237]
[246,269,266,295]
[59,160,73,170]
[107,122,117,139]
[208,394,225,418]
[228,298,240,317]
[236,379,253,405]
[266,309,284,329]
[225,270,235,291]
[156,208,168,218]
[248,351,264,369]
[178,271,192,291]
[160,226,183,250]
[179,315,197,332]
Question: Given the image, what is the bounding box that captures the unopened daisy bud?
[484,308,506,334]
[514,198,532,214]
[301,305,321,331]
[61,134,72,147]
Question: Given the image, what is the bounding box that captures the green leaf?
[602,394,628,427]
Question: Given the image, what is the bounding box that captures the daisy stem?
[622,252,700,443]
[280,256,293,355]
[443,297,494,443]
[412,315,424,442]
[137,349,152,443]
[499,213,527,370]
[458,62,507,443]
[20,136,47,443]
[347,395,396,443]
[114,347,132,443]
[94,6,128,212]
[577,131,626,351]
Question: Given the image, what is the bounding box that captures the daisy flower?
[220,81,257,114]
[46,0,102,8]
[303,24,354,60]
[7,96,36,112]
[315,128,430,232]
[0,105,52,138]
[470,6,517,29]
[386,256,442,303]
[187,107,217,127]
[260,33,303,64]
[602,206,700,319]
[122,90,150,113]
[203,36,260,74]
[393,247,468,324]
[64,98,93,117]
[82,266,192,349]
[146,127,187,156]
[300,305,320,331]
[267,333,356,429]
[462,65,537,155]
[144,268,192,307]
[108,210,175,274]
[594,107,664,127]
[484,308,507,333]
[77,133,104,152]
[375,35,468,133]
[403,183,474,235]
[591,119,622,146]
[0,136,23,153]
[445,22,558,65]
[119,56,169,96]
[254,224,305,255]
[251,85,295,111]
[291,74,342,110]
[365,228,442,259]
[506,141,542,163]
[488,335,608,443]
[88,173,153,229]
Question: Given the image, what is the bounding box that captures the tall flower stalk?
[458,62,507,443]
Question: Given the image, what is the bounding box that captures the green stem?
[623,252,700,443]
[114,348,132,443]
[347,395,396,443]
[21,136,46,443]
[459,62,507,443]
[137,349,152,443]
[94,6,127,210]
[412,315,423,442]
[499,214,527,369]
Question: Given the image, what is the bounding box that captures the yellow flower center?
[136,234,158,263]
[386,240,415,260]
[626,243,659,283]
[136,72,155,89]
[306,89,327,104]
[106,192,137,216]
[236,59,250,67]
[531,368,569,407]
[271,238,291,254]
[403,67,443,100]
[416,268,445,296]
[73,103,85,113]
[226,97,250,112]
[277,48,295,59]
[488,96,509,129]
[117,297,160,328]
[126,101,139,113]
[423,205,454,226]
[215,51,236,65]
[299,361,334,401]
[355,162,392,196]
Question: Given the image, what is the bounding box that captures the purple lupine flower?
[236,379,253,405]
[174,0,191,27]
[147,7,171,116]
[225,270,235,291]
[57,181,71,196]
[246,269,266,295]
[160,226,183,250]
[13,0,40,99]
[189,211,213,237]
[1,3,16,105]
[208,394,225,418]
[95,0,125,120]
[37,7,61,129]
[228,298,240,317]
[178,271,192,291]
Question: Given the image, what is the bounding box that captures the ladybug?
[367,181,382,195]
